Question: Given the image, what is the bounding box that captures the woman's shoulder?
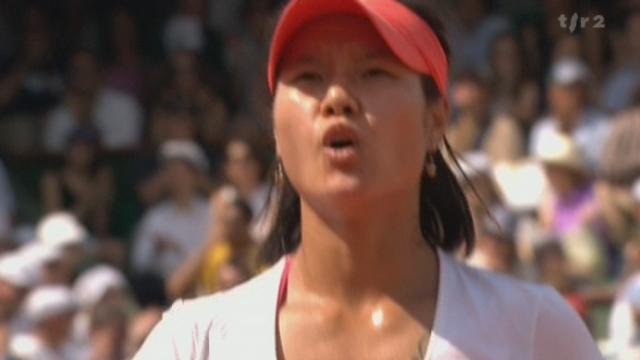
[443,251,552,309]
[133,259,286,359]
[168,257,284,323]
[438,252,601,358]
[448,254,590,327]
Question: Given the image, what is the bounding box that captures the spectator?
[535,241,589,322]
[447,72,524,161]
[489,32,542,143]
[598,109,640,185]
[457,153,517,273]
[138,98,217,207]
[164,0,207,56]
[35,212,88,285]
[224,0,275,116]
[41,127,114,236]
[0,6,63,132]
[601,11,640,114]
[148,97,199,148]
[9,286,84,359]
[103,8,145,100]
[223,135,270,240]
[529,58,610,168]
[131,140,212,280]
[167,185,257,299]
[536,132,606,280]
[468,215,517,275]
[595,110,640,259]
[551,34,582,63]
[0,252,40,358]
[87,304,128,360]
[71,264,129,352]
[536,132,597,237]
[157,51,228,151]
[18,243,65,286]
[43,49,143,154]
[448,0,511,74]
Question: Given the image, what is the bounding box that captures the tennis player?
[134,0,602,358]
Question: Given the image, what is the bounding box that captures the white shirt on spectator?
[529,108,611,168]
[135,249,601,359]
[131,197,211,279]
[43,88,142,153]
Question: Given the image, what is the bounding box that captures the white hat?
[535,131,587,174]
[161,140,209,173]
[0,252,39,288]
[550,58,590,86]
[36,212,87,248]
[22,286,77,324]
[72,265,127,308]
[19,243,62,268]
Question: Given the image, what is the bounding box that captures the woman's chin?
[320,173,371,199]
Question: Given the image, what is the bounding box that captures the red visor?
[267,0,449,103]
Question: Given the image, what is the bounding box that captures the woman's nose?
[320,84,360,118]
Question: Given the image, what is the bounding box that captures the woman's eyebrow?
[282,54,319,69]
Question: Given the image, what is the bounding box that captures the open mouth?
[321,124,360,164]
[322,123,359,150]
[328,139,356,149]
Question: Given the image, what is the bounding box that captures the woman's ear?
[425,98,449,152]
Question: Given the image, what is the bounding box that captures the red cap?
[267,0,449,103]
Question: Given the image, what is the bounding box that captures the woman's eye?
[363,68,390,78]
[294,72,323,83]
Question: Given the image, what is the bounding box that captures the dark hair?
[259,1,475,264]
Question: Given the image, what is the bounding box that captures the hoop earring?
[276,158,285,184]
[425,153,437,178]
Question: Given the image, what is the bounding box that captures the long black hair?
[259,2,475,264]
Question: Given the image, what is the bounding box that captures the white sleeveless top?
[133,249,602,359]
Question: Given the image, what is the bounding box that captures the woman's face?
[225,140,261,189]
[273,15,445,208]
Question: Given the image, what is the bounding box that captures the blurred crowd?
[1,0,640,359]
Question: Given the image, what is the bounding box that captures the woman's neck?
[291,191,438,307]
